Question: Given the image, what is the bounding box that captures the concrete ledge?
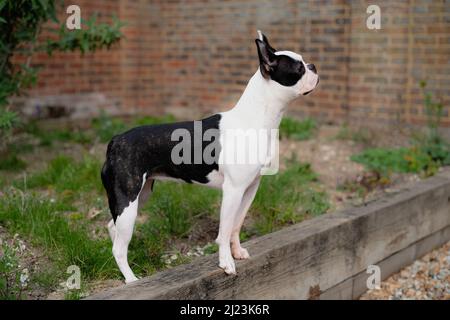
[88,170,450,300]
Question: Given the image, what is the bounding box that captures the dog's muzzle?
[303,77,319,96]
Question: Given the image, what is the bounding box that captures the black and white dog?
[101,31,319,283]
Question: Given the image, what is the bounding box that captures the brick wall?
[348,1,450,126]
[17,0,450,126]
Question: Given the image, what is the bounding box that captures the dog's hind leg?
[111,174,149,284]
[230,176,260,260]
[113,197,139,284]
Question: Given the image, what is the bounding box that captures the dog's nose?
[307,64,317,74]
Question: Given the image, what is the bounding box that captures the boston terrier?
[101,31,319,283]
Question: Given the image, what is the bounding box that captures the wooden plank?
[87,170,450,300]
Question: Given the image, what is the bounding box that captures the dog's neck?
[229,70,295,129]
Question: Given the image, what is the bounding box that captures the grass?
[6,153,329,282]
[279,117,317,140]
[24,121,93,146]
[18,155,103,196]
[6,132,221,280]
[0,190,119,281]
[145,182,220,236]
[0,113,332,298]
[252,161,329,234]
[129,181,221,274]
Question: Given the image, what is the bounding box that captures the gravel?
[360,241,450,300]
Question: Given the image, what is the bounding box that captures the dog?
[101,31,319,283]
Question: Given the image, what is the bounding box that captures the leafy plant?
[351,148,413,175]
[0,107,21,153]
[351,147,438,177]
[414,81,450,166]
[46,15,123,55]
[0,108,20,134]
[0,0,123,149]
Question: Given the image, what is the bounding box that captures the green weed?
[279,117,317,140]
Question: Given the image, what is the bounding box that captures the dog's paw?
[232,247,250,260]
[219,256,236,275]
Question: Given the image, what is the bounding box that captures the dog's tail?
[101,139,122,222]
[101,161,117,219]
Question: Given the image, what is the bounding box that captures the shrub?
[0,1,123,152]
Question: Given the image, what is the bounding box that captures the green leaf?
[0,0,7,11]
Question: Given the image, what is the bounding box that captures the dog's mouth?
[302,77,319,96]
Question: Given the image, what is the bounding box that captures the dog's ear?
[255,39,278,79]
[257,30,276,54]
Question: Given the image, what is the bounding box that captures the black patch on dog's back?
[101,114,222,220]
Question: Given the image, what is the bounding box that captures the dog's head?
[255,31,319,99]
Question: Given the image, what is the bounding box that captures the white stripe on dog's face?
[275,50,303,62]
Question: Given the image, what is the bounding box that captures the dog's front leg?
[216,180,245,275]
[231,176,260,260]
